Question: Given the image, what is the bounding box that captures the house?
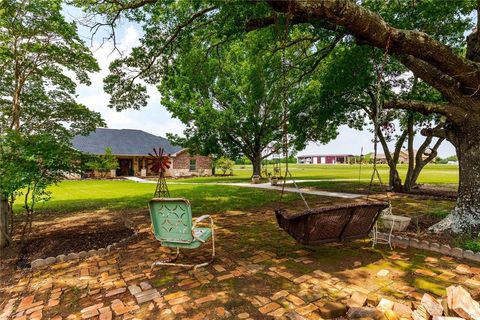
[367,149,428,164]
[72,128,212,178]
[297,154,355,164]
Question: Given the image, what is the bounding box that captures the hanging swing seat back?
[275,201,389,245]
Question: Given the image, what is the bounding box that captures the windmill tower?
[149,147,171,198]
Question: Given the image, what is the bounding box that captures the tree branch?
[397,55,468,102]
[123,6,216,87]
[421,127,455,143]
[266,0,480,93]
[384,99,468,125]
[246,14,341,32]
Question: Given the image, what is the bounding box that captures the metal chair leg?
[151,248,180,269]
[387,216,395,250]
[193,228,215,270]
[152,230,216,270]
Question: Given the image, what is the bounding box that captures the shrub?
[86,147,118,178]
[216,157,235,175]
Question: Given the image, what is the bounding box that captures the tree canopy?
[77,0,480,234]
[160,32,296,176]
[0,0,104,248]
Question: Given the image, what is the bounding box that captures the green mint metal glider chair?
[149,198,215,270]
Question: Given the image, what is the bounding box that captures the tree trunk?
[0,197,10,250]
[430,121,480,233]
[375,120,404,192]
[389,166,403,191]
[403,115,415,190]
[405,163,423,191]
[251,156,262,177]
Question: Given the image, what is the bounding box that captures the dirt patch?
[18,224,134,263]
[399,184,457,200]
[405,214,442,234]
[1,209,148,274]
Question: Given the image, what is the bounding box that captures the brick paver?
[1,209,480,319]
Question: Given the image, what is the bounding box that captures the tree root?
[429,206,480,234]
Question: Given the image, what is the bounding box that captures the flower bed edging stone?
[30,228,139,270]
[29,231,480,269]
[383,233,480,263]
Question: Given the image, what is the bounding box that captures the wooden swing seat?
[275,201,389,245]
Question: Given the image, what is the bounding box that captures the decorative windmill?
[149,147,171,198]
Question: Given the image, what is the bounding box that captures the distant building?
[367,149,428,164]
[72,128,212,178]
[297,154,355,165]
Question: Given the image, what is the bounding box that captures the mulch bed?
[18,224,134,263]
[0,223,135,276]
[399,186,457,200]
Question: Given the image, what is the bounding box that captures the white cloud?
[75,24,186,138]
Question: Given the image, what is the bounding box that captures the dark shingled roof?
[72,128,183,156]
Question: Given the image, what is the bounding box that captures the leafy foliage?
[215,157,234,176]
[159,32,290,169]
[86,148,119,177]
[435,155,458,164]
[1,132,83,203]
[463,239,480,252]
[0,0,103,247]
[0,0,103,136]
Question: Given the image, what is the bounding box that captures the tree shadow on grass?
[20,184,306,218]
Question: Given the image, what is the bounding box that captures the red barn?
[297,154,355,165]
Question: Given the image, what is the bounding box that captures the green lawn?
[15,163,458,216]
[187,163,459,184]
[18,180,299,215]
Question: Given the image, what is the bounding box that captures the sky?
[65,7,457,158]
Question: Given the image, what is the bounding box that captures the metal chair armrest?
[195,215,212,223]
[192,215,214,243]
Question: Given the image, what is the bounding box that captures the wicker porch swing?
[273,9,389,245]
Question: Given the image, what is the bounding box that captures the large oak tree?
[160,33,289,177]
[78,0,480,234]
[265,0,480,233]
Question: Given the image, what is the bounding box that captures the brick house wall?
[167,150,212,177]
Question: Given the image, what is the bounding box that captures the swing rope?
[278,5,310,211]
[367,30,392,205]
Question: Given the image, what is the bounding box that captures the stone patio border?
[30,221,139,269]
[28,230,480,269]
[379,232,480,263]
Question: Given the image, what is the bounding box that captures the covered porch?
[115,156,162,177]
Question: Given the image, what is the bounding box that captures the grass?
[463,240,480,252]
[16,180,300,215]
[184,163,459,184]
[13,163,458,219]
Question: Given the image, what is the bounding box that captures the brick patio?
[1,208,480,319]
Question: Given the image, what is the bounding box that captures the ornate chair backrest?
[149,198,193,243]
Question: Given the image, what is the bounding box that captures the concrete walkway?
[124,176,156,183]
[124,176,363,199]
[221,182,363,199]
